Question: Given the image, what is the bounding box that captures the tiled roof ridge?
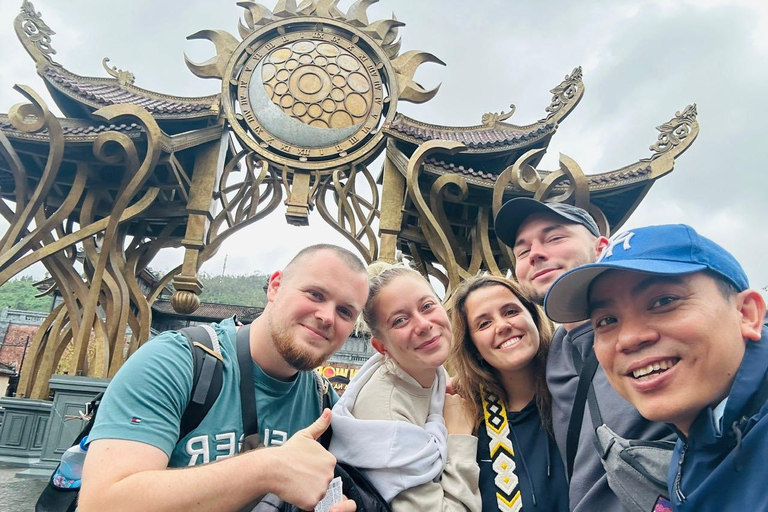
[423,157,651,185]
[392,112,549,132]
[153,298,263,310]
[387,113,555,149]
[42,66,218,116]
[0,115,142,137]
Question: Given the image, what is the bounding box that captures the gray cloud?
[0,0,765,295]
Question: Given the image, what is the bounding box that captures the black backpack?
[36,323,391,512]
[34,325,228,512]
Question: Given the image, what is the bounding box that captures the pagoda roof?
[0,113,143,140]
[420,155,652,190]
[0,362,16,376]
[13,3,218,123]
[386,113,556,152]
[387,102,699,236]
[151,299,263,323]
[39,65,219,121]
[0,112,225,151]
[384,67,584,155]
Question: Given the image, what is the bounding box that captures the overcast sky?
[0,0,766,297]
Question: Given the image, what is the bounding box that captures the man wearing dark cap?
[495,198,670,512]
[545,224,768,512]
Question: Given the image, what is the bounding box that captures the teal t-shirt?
[88,317,338,467]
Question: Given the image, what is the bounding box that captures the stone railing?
[0,307,48,326]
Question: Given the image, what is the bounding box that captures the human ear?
[595,236,610,259]
[266,271,282,302]
[371,337,387,356]
[736,289,766,342]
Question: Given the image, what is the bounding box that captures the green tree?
[197,272,269,307]
[0,276,52,312]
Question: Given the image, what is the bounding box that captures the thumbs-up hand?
[272,409,338,510]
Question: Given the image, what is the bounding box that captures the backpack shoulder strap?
[566,343,600,480]
[178,325,225,441]
[313,369,334,448]
[236,324,258,437]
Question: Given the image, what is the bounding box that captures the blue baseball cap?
[544,224,749,323]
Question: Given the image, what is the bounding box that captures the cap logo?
[599,231,635,261]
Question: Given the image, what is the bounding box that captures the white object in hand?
[314,476,343,512]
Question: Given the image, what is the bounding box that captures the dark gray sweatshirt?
[547,322,672,512]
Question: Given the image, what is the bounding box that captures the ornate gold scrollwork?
[69,104,163,375]
[2,89,174,397]
[316,164,380,264]
[170,146,284,314]
[0,86,63,269]
[405,140,468,297]
[205,149,283,258]
[429,174,469,269]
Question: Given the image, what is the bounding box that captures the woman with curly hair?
[448,274,568,512]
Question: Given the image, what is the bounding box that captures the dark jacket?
[477,399,568,512]
[669,319,768,511]
[547,322,671,512]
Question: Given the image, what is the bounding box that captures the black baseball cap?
[495,197,601,249]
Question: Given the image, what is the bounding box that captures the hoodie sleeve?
[389,434,482,512]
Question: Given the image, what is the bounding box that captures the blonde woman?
[449,275,568,512]
[330,263,481,512]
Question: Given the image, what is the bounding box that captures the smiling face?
[589,270,764,434]
[370,274,452,387]
[266,249,369,371]
[514,212,607,304]
[464,284,540,375]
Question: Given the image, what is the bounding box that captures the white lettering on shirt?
[264,428,288,446]
[215,432,237,460]
[186,435,210,466]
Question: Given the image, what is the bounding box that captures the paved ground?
[0,466,49,512]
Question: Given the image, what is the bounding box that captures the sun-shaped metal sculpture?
[186,0,443,172]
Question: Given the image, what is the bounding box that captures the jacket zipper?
[674,441,688,503]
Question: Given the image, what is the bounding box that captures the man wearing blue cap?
[545,224,768,512]
[495,198,671,512]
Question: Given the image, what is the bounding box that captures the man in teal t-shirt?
[81,245,369,512]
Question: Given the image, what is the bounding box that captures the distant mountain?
[0,276,51,312]
[197,272,269,307]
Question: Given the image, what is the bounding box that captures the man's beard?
[268,316,333,371]
[523,285,547,306]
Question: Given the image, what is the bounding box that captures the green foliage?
[0,276,52,312]
[197,272,269,307]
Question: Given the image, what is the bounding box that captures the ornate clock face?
[224,24,393,171]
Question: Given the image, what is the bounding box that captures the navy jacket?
[669,319,768,511]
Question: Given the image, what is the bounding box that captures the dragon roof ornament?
[14,0,58,66]
[102,58,136,86]
[544,66,583,121]
[645,104,698,161]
